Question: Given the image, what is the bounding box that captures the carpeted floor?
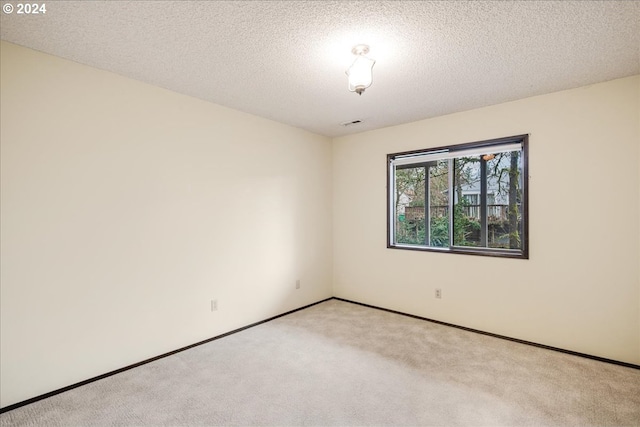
[1,299,639,426]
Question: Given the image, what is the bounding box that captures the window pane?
[452,151,523,249]
[394,166,426,245]
[485,150,523,250]
[428,160,449,247]
[453,157,482,247]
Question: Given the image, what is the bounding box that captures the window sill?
[388,244,528,259]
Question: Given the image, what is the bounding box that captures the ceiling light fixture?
[346,44,375,95]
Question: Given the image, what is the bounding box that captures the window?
[387,135,528,259]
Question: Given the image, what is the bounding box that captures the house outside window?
[387,135,528,259]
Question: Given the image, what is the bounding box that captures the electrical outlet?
[435,289,442,299]
[295,279,301,289]
[211,299,218,311]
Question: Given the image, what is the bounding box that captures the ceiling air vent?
[340,120,362,127]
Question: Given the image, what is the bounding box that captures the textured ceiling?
[1,1,639,137]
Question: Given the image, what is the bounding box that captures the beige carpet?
[1,299,639,426]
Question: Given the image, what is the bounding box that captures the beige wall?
[0,41,333,407]
[333,75,640,365]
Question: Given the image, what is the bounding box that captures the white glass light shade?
[346,55,375,95]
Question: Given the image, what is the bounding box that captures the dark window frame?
[387,134,529,259]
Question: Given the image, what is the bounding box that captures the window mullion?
[424,166,429,246]
[448,158,454,248]
[480,156,488,247]
[389,161,396,246]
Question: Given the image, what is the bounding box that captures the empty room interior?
[1,1,639,425]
